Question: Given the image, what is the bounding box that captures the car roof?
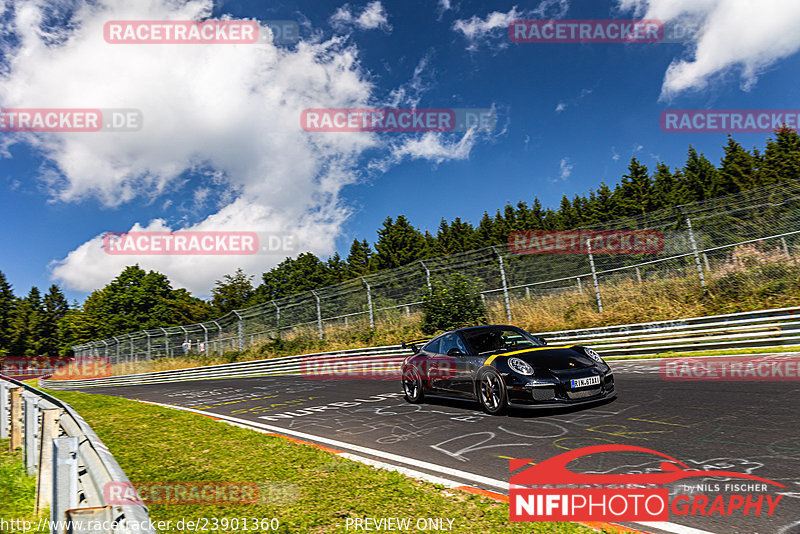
[450,325,522,334]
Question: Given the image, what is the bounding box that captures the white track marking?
[139,399,719,534]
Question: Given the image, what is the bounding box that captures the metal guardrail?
[40,345,409,390]
[540,306,800,356]
[0,376,157,534]
[40,307,800,391]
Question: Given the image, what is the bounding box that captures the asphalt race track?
[70,357,800,534]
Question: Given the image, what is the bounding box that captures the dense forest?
[0,130,798,356]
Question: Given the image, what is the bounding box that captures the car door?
[420,337,447,390]
[437,334,472,395]
[444,333,477,395]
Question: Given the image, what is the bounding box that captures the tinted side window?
[423,338,441,354]
[440,334,468,355]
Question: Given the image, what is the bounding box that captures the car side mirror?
[536,337,547,346]
[446,348,465,357]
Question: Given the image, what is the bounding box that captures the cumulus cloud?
[616,0,800,99]
[0,0,469,295]
[330,1,391,32]
[453,0,568,51]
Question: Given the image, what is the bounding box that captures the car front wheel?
[403,367,425,403]
[477,369,508,415]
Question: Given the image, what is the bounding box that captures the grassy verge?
[0,440,47,534]
[42,389,605,534]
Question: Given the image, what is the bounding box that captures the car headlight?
[584,347,605,365]
[508,357,534,376]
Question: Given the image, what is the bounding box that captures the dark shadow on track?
[412,394,618,418]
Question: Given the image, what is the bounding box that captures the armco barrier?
[40,307,800,391]
[539,306,800,356]
[0,376,156,534]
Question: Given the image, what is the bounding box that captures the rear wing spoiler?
[401,338,431,354]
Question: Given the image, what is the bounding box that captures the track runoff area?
[71,353,800,534]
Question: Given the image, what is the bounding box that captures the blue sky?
[1,0,799,302]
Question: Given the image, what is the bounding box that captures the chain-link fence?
[72,181,800,364]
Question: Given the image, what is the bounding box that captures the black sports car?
[401,325,615,415]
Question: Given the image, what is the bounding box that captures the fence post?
[213,321,222,356]
[24,395,39,475]
[491,246,512,322]
[0,381,9,439]
[52,436,79,533]
[101,340,109,362]
[35,407,60,514]
[113,336,120,365]
[199,323,208,354]
[145,331,151,361]
[271,301,280,335]
[525,286,530,299]
[233,311,244,351]
[9,387,22,450]
[311,290,323,340]
[586,238,604,313]
[129,333,135,364]
[781,237,791,258]
[160,328,169,358]
[180,326,189,355]
[685,216,707,289]
[635,266,642,284]
[576,277,583,293]
[420,261,431,292]
[361,277,374,328]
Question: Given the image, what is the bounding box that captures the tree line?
[1,130,798,356]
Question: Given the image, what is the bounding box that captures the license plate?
[570,376,600,388]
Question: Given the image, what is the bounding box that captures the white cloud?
[559,157,573,181]
[611,146,620,161]
[453,0,568,51]
[438,0,452,11]
[330,1,391,32]
[0,0,469,296]
[555,102,567,113]
[452,7,522,46]
[617,0,800,99]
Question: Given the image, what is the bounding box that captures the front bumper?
[506,372,615,407]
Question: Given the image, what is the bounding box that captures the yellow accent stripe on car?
[405,338,431,345]
[482,345,578,367]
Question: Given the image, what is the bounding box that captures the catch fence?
[72,182,800,363]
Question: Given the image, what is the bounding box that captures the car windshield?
[462,328,542,355]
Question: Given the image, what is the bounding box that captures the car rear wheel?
[478,369,508,415]
[403,367,425,403]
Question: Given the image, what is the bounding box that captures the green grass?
[41,389,607,534]
[0,440,47,534]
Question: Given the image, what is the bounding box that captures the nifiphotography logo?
[510,444,784,522]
